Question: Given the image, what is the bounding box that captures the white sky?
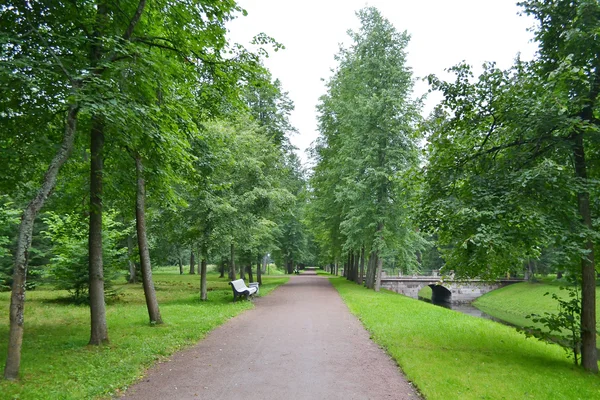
[227,1,539,166]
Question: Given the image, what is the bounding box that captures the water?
[418,297,511,325]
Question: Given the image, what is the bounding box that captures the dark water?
[418,297,512,325]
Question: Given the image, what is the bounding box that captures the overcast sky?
[227,1,539,165]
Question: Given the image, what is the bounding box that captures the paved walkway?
[121,271,418,400]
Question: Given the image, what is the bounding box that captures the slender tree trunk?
[375,254,383,292]
[127,234,136,283]
[240,259,246,280]
[229,243,236,281]
[347,252,352,281]
[354,250,360,283]
[200,258,207,301]
[178,256,183,275]
[257,255,262,285]
[359,247,365,285]
[135,156,163,325]
[189,249,195,274]
[88,115,109,346]
[573,132,598,372]
[4,104,79,380]
[248,264,253,283]
[219,259,225,278]
[365,254,372,288]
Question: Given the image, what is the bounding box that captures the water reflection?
[418,297,509,324]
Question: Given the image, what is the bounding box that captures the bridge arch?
[429,284,451,304]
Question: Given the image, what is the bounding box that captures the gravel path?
[120,271,419,400]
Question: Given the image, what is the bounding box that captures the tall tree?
[423,0,600,373]
[310,7,422,289]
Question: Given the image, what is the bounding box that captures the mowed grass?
[474,282,600,335]
[330,277,600,400]
[0,271,288,399]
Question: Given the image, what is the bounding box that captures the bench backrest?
[230,279,248,291]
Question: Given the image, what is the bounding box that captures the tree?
[422,0,600,373]
[2,0,276,379]
[310,7,423,289]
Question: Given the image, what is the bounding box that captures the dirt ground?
[120,271,419,400]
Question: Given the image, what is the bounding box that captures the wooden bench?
[229,279,258,301]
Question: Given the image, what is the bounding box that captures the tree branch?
[123,0,146,41]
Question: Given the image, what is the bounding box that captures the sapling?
[521,282,582,365]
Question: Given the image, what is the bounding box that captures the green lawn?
[474,282,600,336]
[0,272,288,399]
[330,277,600,400]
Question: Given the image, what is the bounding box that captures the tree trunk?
[229,243,236,281]
[240,262,246,280]
[178,256,183,275]
[257,255,262,285]
[375,254,383,292]
[359,247,365,285]
[200,258,207,301]
[248,264,253,283]
[189,249,195,274]
[127,234,137,284]
[219,259,225,278]
[354,250,360,283]
[135,156,163,325]
[346,252,353,280]
[365,253,373,289]
[88,114,109,346]
[573,132,598,372]
[4,103,79,380]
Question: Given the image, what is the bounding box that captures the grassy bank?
[330,277,600,400]
[0,272,288,399]
[474,282,600,338]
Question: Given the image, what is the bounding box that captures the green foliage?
[331,277,600,399]
[42,211,129,302]
[309,6,424,267]
[522,285,582,365]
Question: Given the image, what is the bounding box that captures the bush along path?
[330,277,600,400]
[121,271,418,400]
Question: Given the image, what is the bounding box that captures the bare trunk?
[88,115,109,346]
[359,247,365,285]
[240,259,246,280]
[257,255,262,285]
[365,253,373,289]
[178,256,183,275]
[200,258,207,301]
[228,243,236,281]
[135,156,163,325]
[219,259,225,278]
[246,264,252,282]
[375,255,383,292]
[346,252,352,281]
[573,132,598,372]
[4,104,79,380]
[189,250,195,274]
[127,234,136,284]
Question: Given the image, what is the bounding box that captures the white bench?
[229,279,258,301]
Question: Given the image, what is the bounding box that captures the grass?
[0,271,288,399]
[474,282,600,336]
[330,277,600,400]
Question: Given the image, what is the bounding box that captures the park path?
[120,271,419,400]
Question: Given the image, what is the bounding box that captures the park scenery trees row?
[0,0,314,380]
[1,0,600,387]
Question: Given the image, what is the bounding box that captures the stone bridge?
[380,276,522,304]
